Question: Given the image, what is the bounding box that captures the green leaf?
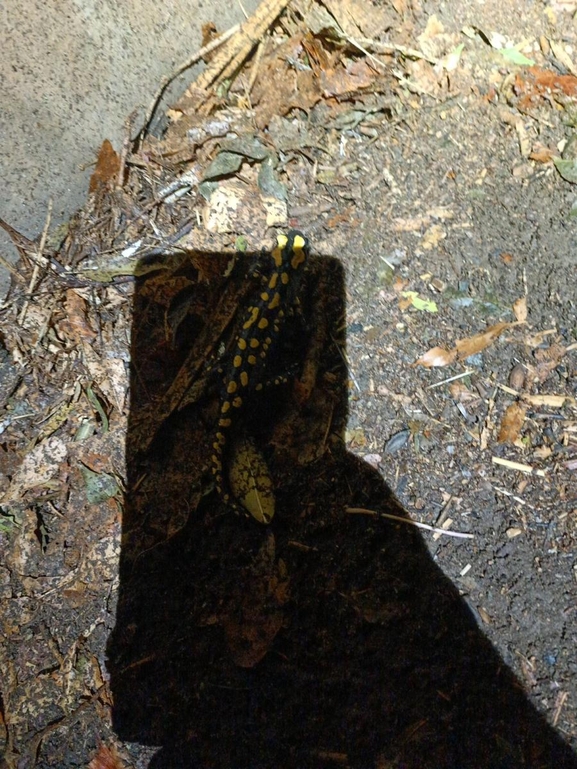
[498,48,535,66]
[258,157,287,201]
[553,157,577,184]
[401,291,438,313]
[235,235,249,253]
[202,151,243,180]
[86,387,109,433]
[79,465,120,504]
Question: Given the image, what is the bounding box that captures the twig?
[346,507,474,539]
[247,38,266,95]
[427,369,474,389]
[18,199,52,326]
[492,456,547,477]
[193,0,291,93]
[140,23,241,140]
[353,36,438,65]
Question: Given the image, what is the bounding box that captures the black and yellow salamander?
[210,230,309,509]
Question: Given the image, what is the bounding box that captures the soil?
[1,0,576,768]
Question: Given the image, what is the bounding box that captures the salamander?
[210,230,309,505]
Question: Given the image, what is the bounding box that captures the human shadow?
[107,242,577,769]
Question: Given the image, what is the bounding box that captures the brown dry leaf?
[392,275,408,292]
[89,140,120,193]
[513,296,528,322]
[59,289,97,345]
[392,215,431,232]
[321,0,394,38]
[414,346,457,368]
[81,342,127,413]
[534,445,553,460]
[251,35,321,129]
[421,224,446,250]
[455,322,514,360]
[525,328,557,348]
[321,57,378,98]
[88,743,127,769]
[529,143,556,163]
[533,342,566,383]
[498,402,527,444]
[514,66,577,111]
[448,382,478,403]
[0,436,67,504]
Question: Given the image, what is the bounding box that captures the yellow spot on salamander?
[258,317,269,330]
[272,234,288,267]
[238,338,247,350]
[281,272,289,285]
[227,380,238,394]
[249,338,259,348]
[240,371,249,387]
[248,355,257,365]
[260,291,270,301]
[268,292,281,309]
[233,355,242,368]
[219,417,232,428]
[290,234,306,268]
[268,273,278,289]
[243,306,259,329]
[221,401,231,413]
[233,396,243,408]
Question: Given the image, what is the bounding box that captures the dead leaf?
[88,743,127,769]
[513,296,528,322]
[529,143,556,163]
[321,57,378,98]
[421,224,446,250]
[251,35,321,129]
[89,140,120,193]
[514,66,577,111]
[414,346,457,368]
[392,215,431,232]
[0,436,67,504]
[498,402,527,443]
[533,343,567,382]
[81,343,127,413]
[58,289,97,345]
[455,322,514,360]
[448,382,478,403]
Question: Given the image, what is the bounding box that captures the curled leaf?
[414,346,457,368]
[497,402,526,444]
[455,322,513,359]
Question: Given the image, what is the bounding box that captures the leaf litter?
[0,0,576,765]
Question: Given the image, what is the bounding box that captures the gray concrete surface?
[0,0,259,296]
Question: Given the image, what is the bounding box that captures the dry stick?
[18,199,52,326]
[346,507,474,539]
[193,0,291,93]
[140,23,241,141]
[247,38,267,95]
[354,36,438,65]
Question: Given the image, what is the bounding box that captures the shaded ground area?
[1,0,576,766]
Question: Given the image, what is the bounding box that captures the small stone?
[509,364,525,391]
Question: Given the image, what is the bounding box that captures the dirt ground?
[1,0,576,767]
